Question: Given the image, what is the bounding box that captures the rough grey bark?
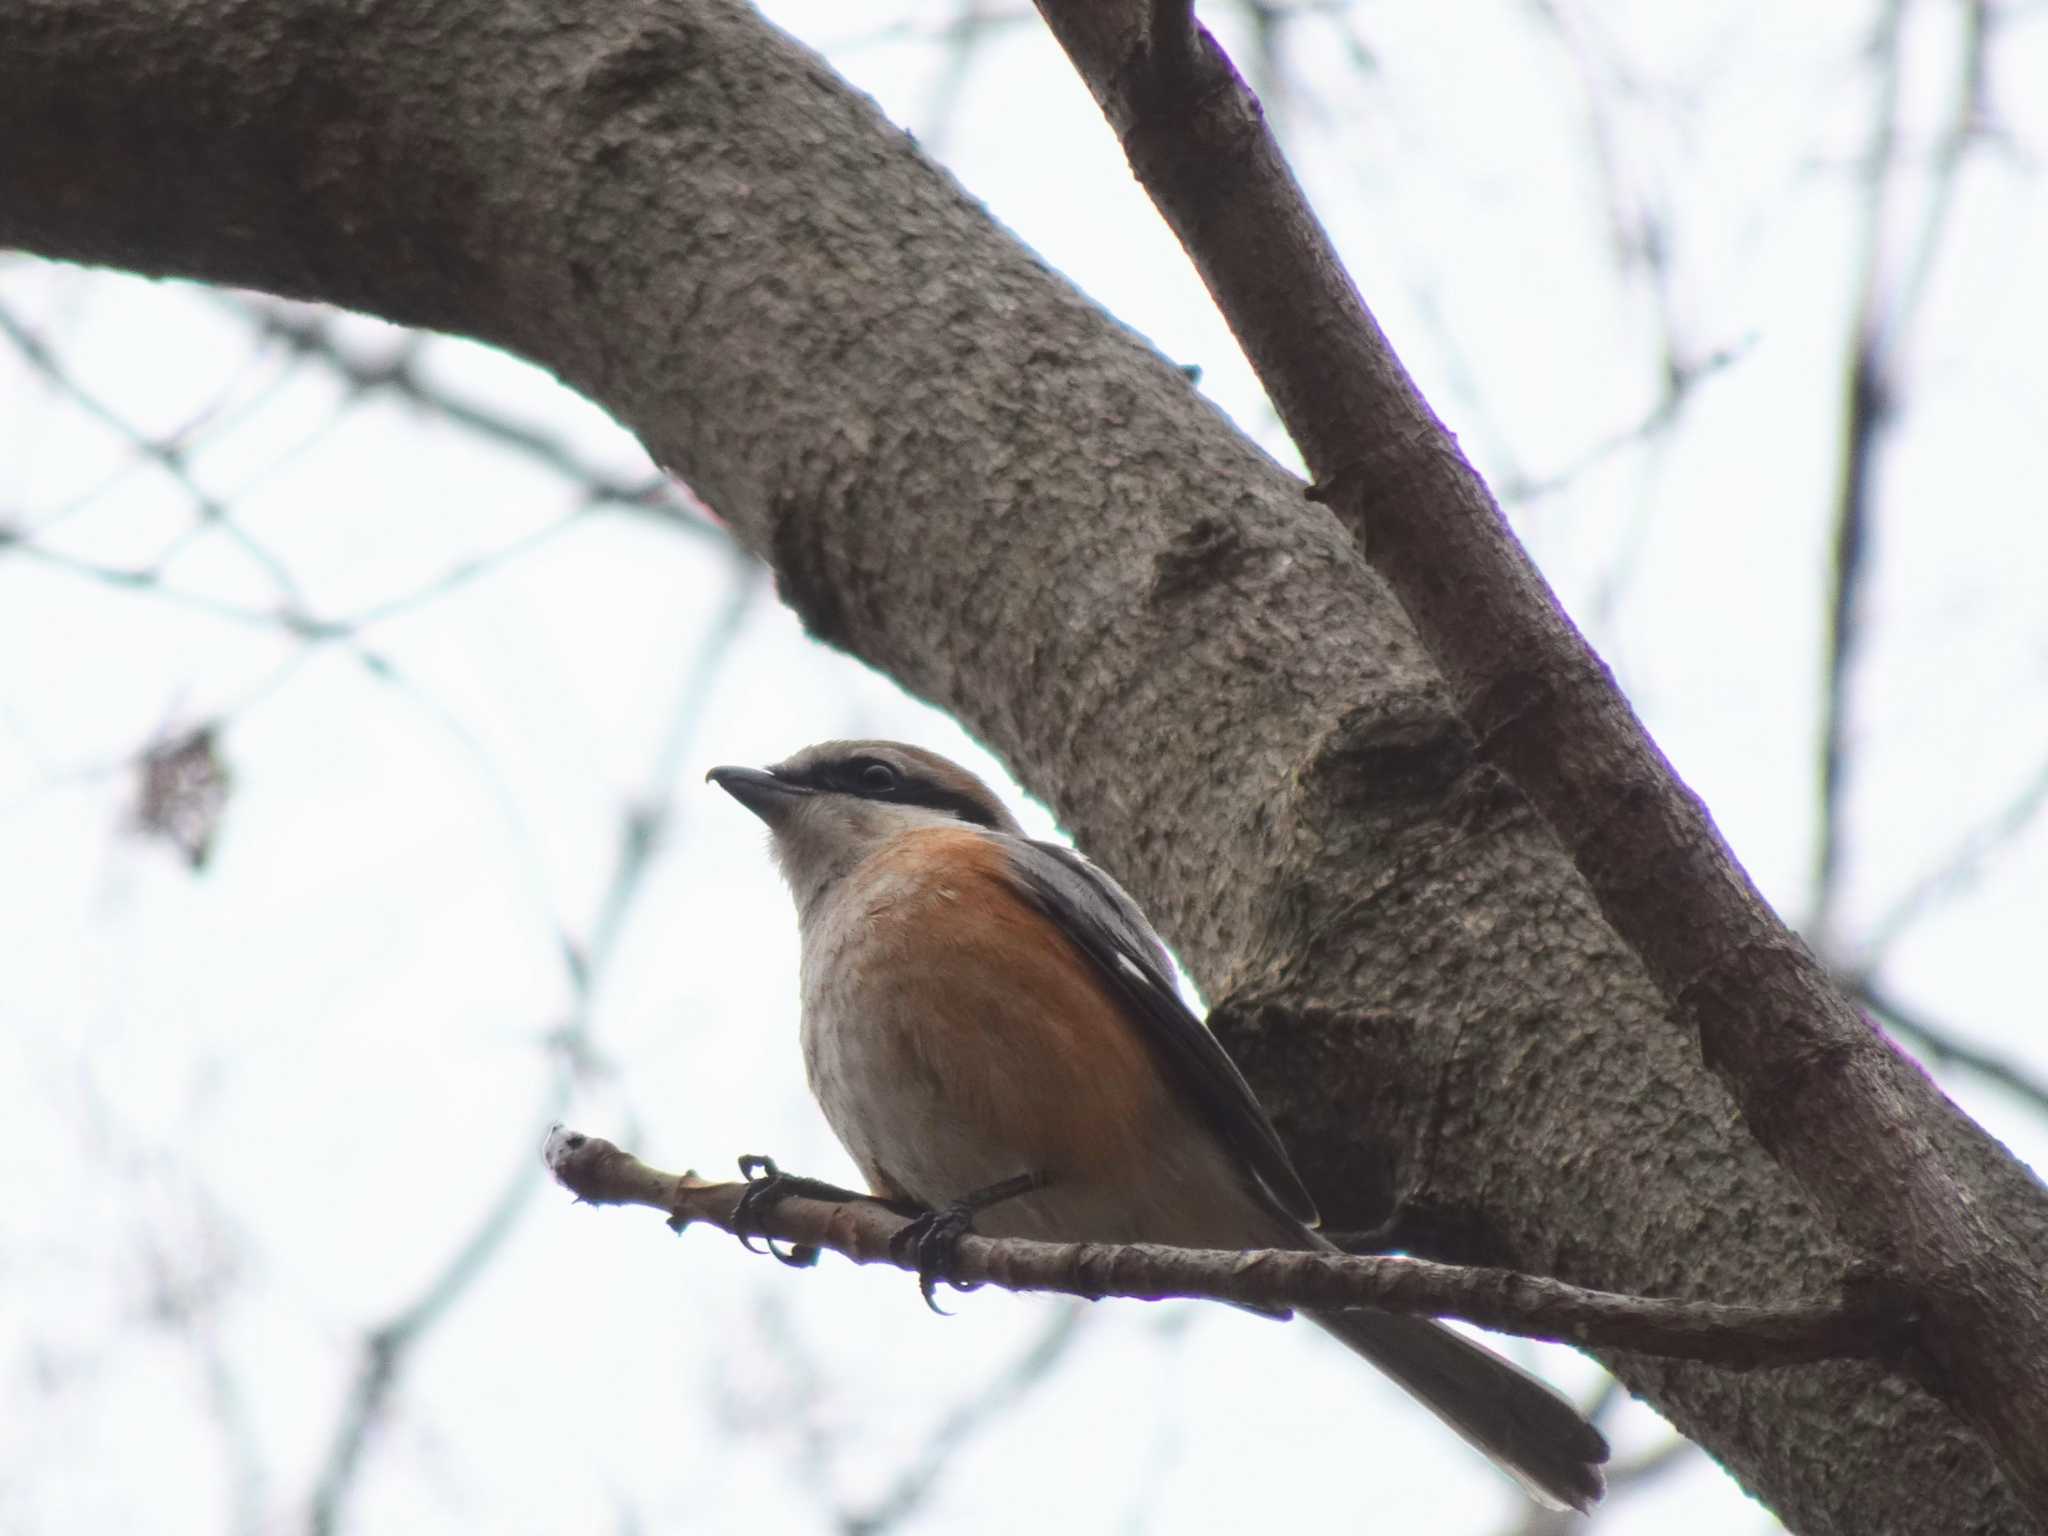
[0,1,2032,1530]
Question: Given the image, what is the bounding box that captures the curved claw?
[890,1203,981,1314]
[731,1154,786,1257]
[730,1155,861,1268]
[885,1171,1048,1313]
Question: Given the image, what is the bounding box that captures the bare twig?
[0,299,313,603]
[1813,0,1998,948]
[230,300,719,536]
[2,490,592,648]
[305,558,761,1534]
[1508,0,1745,527]
[842,1307,1089,1535]
[1858,982,2048,1119]
[1857,746,2048,968]
[1496,346,1749,512]
[1814,0,1904,948]
[543,1129,1896,1372]
[307,1151,543,1536]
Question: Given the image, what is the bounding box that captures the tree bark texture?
[2,2,2036,1530]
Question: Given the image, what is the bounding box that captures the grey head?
[707,740,1024,913]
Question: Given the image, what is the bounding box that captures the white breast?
[797,859,1022,1205]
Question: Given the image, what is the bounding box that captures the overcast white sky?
[3,1,2045,1532]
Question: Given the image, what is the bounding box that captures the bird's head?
[708,740,1023,911]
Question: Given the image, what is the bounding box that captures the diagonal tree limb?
[1028,0,2048,1516]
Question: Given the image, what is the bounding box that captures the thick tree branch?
[543,1128,1893,1372]
[1031,0,2048,1517]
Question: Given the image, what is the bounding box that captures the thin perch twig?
[544,1126,1898,1373]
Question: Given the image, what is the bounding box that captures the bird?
[708,739,1608,1512]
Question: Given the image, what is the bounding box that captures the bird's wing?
[1000,837,1319,1227]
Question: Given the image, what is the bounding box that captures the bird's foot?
[889,1171,1048,1314]
[726,1154,864,1269]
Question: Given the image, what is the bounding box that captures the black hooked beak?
[706,765,811,823]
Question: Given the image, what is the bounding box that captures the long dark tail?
[1310,1307,1608,1512]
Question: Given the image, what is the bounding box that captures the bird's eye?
[855,761,900,794]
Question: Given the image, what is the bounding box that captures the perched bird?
[709,740,1607,1511]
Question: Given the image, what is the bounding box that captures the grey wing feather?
[1002,838,1320,1227]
